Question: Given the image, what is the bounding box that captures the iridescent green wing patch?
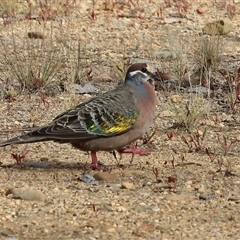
[84,110,139,136]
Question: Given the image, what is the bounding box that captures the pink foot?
[90,151,109,171]
[117,147,152,163]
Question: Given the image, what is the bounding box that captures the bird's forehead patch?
[147,65,154,73]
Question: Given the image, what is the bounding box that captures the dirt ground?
[0,1,240,239]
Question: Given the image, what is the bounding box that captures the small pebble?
[199,194,216,200]
[93,172,118,182]
[78,174,98,185]
[156,224,175,232]
[12,189,46,201]
[121,182,135,189]
[27,31,46,39]
[170,95,181,103]
[166,194,190,201]
[5,188,18,196]
[197,7,206,14]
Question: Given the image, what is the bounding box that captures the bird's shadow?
[0,159,138,171]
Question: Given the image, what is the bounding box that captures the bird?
[0,63,160,170]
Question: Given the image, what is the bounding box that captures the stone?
[5,188,18,196]
[156,224,175,232]
[159,110,173,117]
[134,205,159,212]
[27,31,46,39]
[12,189,46,201]
[166,194,190,201]
[197,7,206,14]
[202,18,233,35]
[0,228,16,237]
[151,50,177,60]
[121,182,135,189]
[199,194,216,200]
[170,95,181,103]
[78,174,98,185]
[93,172,118,182]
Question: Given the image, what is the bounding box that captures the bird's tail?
[0,131,50,147]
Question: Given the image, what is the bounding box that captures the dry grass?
[0,31,65,93]
[170,93,210,132]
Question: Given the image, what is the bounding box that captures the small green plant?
[181,129,207,152]
[170,94,210,132]
[217,134,237,174]
[206,134,237,175]
[0,87,18,101]
[219,66,240,112]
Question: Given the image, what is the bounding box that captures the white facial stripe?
[128,70,148,77]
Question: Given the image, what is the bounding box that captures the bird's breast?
[136,82,156,111]
[132,82,157,134]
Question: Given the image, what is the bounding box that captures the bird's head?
[125,63,160,84]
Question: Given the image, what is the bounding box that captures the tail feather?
[0,134,50,146]
[0,113,100,147]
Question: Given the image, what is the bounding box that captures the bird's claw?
[117,147,152,163]
[91,160,110,172]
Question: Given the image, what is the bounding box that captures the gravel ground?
[0,1,240,239]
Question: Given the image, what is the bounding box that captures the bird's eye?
[141,67,147,73]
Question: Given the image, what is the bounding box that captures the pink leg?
[90,151,110,171]
[90,151,101,170]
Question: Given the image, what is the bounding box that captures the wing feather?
[39,87,139,140]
